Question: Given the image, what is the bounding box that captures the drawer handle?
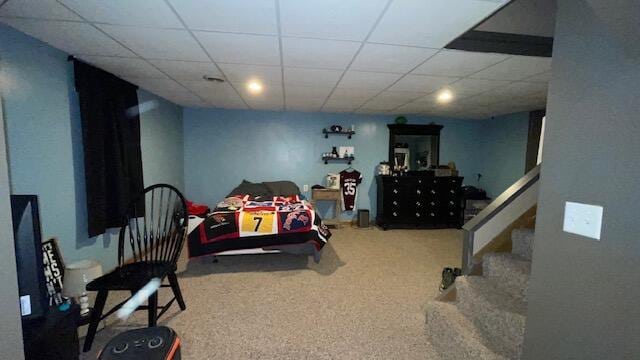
[393,201,398,205]
[416,190,421,194]
[393,212,398,217]
[393,189,398,194]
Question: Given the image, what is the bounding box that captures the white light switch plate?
[303,184,309,192]
[20,295,31,316]
[563,201,603,240]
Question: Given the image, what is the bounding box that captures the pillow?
[227,180,273,198]
[263,180,301,196]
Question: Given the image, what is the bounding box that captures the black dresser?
[376,175,464,230]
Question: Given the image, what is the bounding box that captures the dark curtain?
[74,60,144,237]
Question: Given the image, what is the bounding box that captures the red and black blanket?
[187,195,331,259]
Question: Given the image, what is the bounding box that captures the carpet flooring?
[79,227,462,359]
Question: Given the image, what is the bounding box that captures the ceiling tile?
[286,99,325,112]
[337,71,402,91]
[284,68,342,87]
[282,37,360,70]
[217,63,282,85]
[483,81,548,99]
[361,90,425,110]
[168,0,277,34]
[58,0,182,28]
[79,55,166,78]
[144,89,204,107]
[369,0,505,47]
[360,99,404,111]
[412,50,508,77]
[0,0,82,21]
[470,55,552,81]
[147,60,221,80]
[387,74,457,93]
[279,0,388,41]
[350,43,438,73]
[444,78,511,98]
[376,90,426,102]
[239,84,284,111]
[125,77,187,93]
[195,32,280,66]
[98,25,208,61]
[394,102,433,114]
[324,98,367,110]
[182,80,246,107]
[326,88,379,108]
[285,85,333,101]
[1,18,134,56]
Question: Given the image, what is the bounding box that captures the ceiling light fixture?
[436,89,454,103]
[247,80,263,95]
[203,75,224,83]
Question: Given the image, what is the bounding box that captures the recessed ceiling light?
[203,75,224,83]
[247,80,263,95]
[436,89,454,103]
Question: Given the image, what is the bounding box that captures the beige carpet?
[80,227,462,359]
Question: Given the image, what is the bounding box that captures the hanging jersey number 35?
[344,182,357,195]
[240,211,276,234]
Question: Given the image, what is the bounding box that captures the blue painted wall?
[182,108,490,220]
[183,108,531,217]
[0,24,184,271]
[479,112,529,198]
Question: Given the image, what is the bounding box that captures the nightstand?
[310,188,342,228]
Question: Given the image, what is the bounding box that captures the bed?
[187,180,331,262]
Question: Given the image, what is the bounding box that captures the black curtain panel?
[73,60,144,237]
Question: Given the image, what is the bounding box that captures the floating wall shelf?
[322,155,354,165]
[323,128,355,139]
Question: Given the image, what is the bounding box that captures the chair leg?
[168,271,186,310]
[83,290,108,352]
[148,291,158,327]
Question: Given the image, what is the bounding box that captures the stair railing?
[461,165,540,274]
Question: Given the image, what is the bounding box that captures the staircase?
[426,228,535,360]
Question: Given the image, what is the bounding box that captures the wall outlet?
[563,201,604,240]
[303,184,309,192]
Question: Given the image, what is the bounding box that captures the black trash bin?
[357,209,370,228]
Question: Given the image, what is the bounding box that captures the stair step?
[482,253,531,300]
[425,301,507,360]
[455,276,527,359]
[511,228,535,260]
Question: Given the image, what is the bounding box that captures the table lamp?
[63,260,103,316]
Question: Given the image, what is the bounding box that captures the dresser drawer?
[382,176,417,187]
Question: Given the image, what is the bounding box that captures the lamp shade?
[62,260,103,298]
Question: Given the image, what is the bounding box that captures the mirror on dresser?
[388,124,442,173]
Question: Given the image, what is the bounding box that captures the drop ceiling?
[0,0,552,118]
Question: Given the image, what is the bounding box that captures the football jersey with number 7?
[339,169,363,211]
